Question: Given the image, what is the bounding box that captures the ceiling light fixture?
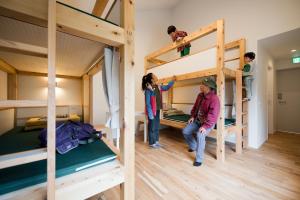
[291,49,297,52]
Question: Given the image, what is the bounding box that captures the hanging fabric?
[102,47,120,130]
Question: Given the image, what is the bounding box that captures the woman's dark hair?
[244,52,256,60]
[167,25,176,34]
[142,73,153,91]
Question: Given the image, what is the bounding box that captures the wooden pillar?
[7,73,17,126]
[167,87,173,109]
[216,19,225,162]
[89,75,93,124]
[120,0,135,200]
[82,75,90,123]
[47,0,56,199]
[235,70,242,154]
[239,39,246,70]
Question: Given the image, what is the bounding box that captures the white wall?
[169,0,300,148]
[135,9,172,112]
[276,68,300,133]
[92,69,109,125]
[0,70,14,135]
[18,74,82,105]
[16,74,82,125]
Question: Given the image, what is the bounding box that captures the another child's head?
[167,25,177,38]
[244,52,256,63]
[142,73,158,90]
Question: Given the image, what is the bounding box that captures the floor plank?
[89,129,300,200]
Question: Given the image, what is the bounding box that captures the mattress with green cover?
[0,127,116,195]
[163,114,236,127]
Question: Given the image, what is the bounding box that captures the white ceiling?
[0,16,104,76]
[136,0,180,11]
[260,28,300,60]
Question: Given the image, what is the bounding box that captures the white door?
[276,68,300,133]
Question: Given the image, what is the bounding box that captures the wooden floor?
[90,129,300,200]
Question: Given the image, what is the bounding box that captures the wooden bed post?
[7,73,18,127]
[167,87,173,109]
[120,0,135,200]
[82,75,90,123]
[216,19,225,162]
[235,70,243,154]
[239,39,246,70]
[47,0,56,199]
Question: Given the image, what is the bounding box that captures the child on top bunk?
[142,73,176,148]
[167,25,191,57]
[243,52,256,99]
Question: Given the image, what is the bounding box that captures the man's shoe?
[149,144,159,149]
[193,161,202,167]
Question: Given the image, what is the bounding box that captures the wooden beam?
[157,68,217,84]
[216,19,225,162]
[0,38,47,58]
[223,67,236,78]
[0,100,47,108]
[120,0,135,199]
[17,70,81,79]
[148,58,167,65]
[87,61,103,76]
[0,0,125,46]
[146,45,216,70]
[47,0,56,199]
[235,70,243,154]
[0,58,17,74]
[224,39,241,50]
[224,56,240,62]
[92,0,115,19]
[0,148,47,170]
[146,21,217,59]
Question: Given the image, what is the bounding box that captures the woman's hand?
[188,117,194,124]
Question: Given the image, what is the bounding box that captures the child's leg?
[180,47,190,57]
[154,110,160,143]
[148,118,155,145]
[244,76,253,98]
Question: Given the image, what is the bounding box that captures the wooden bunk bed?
[144,19,246,162]
[0,0,135,200]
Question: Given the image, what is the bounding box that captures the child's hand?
[188,117,194,124]
[172,75,176,81]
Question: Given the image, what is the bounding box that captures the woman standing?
[142,73,175,148]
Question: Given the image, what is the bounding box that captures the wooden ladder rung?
[224,56,240,62]
[0,148,47,169]
[0,100,47,108]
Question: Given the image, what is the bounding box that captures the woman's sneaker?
[149,144,159,149]
[155,142,163,148]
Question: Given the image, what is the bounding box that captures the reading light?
[291,49,297,52]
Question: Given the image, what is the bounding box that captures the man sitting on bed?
[182,77,220,167]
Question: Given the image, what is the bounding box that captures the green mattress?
[163,114,236,127]
[0,127,116,195]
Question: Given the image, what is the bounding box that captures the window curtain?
[102,47,120,131]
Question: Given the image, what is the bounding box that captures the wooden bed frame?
[144,19,246,162]
[0,0,135,199]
